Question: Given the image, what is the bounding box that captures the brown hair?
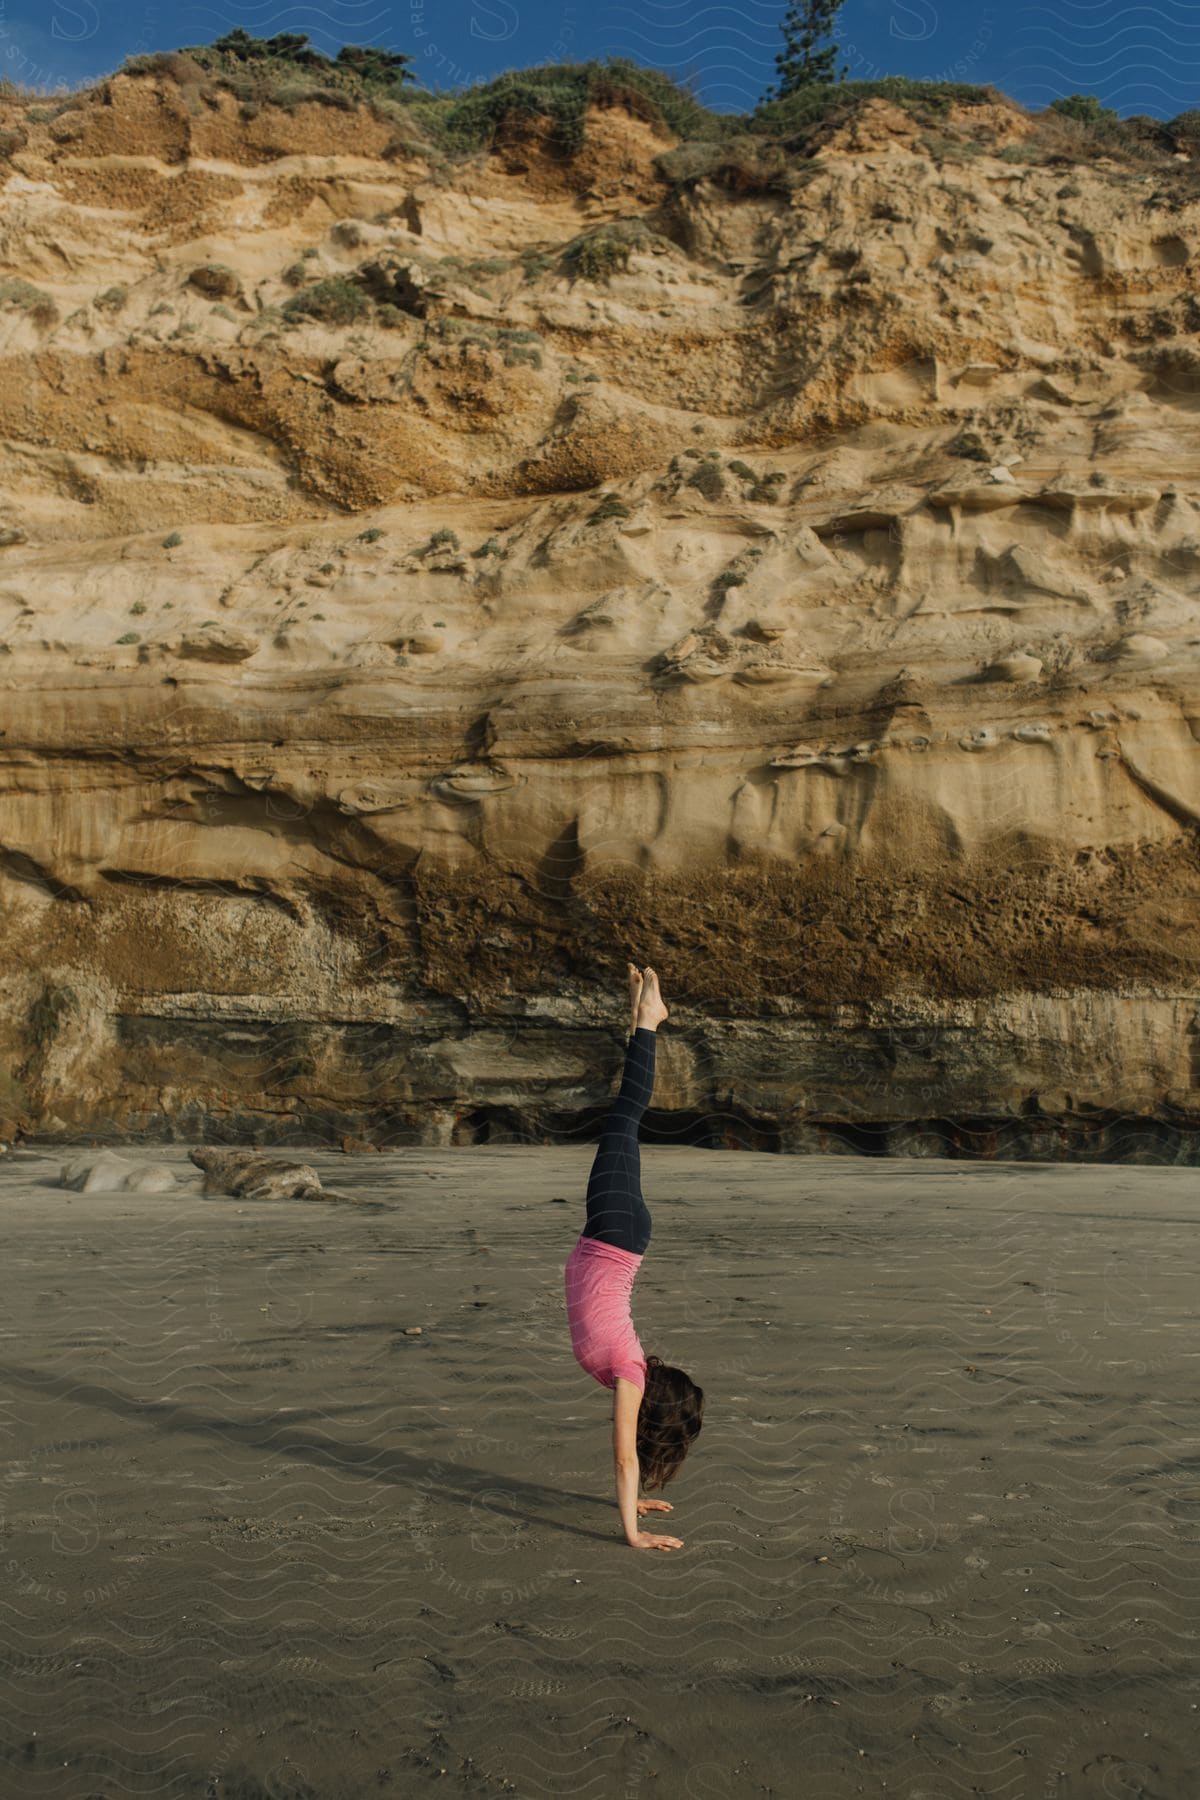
[636,1354,704,1491]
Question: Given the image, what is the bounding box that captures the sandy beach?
[0,1141,1197,1798]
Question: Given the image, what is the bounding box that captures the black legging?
[581,1026,657,1255]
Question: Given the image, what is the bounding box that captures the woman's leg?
[582,1027,657,1254]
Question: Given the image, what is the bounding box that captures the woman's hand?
[636,1499,673,1516]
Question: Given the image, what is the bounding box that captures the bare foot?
[627,962,644,1035]
[636,966,669,1032]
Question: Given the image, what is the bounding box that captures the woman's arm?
[613,1378,683,1550]
[613,1378,642,1542]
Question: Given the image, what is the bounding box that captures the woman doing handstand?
[563,964,705,1551]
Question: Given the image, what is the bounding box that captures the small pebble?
[404,1327,423,1336]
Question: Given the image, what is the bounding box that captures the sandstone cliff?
[1,62,1199,1155]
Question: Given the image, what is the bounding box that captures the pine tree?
[774,0,848,97]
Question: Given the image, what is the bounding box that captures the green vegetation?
[947,430,989,462]
[281,276,370,325]
[130,600,147,615]
[496,326,543,367]
[751,75,1003,140]
[423,318,544,366]
[665,448,780,505]
[713,547,763,598]
[728,462,788,502]
[686,452,726,502]
[520,251,555,281]
[589,493,632,524]
[573,236,631,282]
[12,33,1190,189]
[995,144,1041,164]
[27,983,75,1050]
[472,538,503,558]
[1050,93,1119,127]
[357,527,385,542]
[131,30,416,114]
[426,528,460,552]
[416,58,718,157]
[0,277,57,326]
[116,631,141,644]
[916,133,984,164]
[563,218,673,283]
[162,531,183,548]
[434,253,515,294]
[773,0,848,97]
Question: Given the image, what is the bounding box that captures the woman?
[563,963,705,1551]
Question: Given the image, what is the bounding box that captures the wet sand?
[1,1142,1197,1799]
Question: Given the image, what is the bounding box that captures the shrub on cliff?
[1049,93,1119,127]
[281,276,370,325]
[589,493,631,523]
[122,45,727,159]
[562,217,674,282]
[995,102,1153,169]
[686,454,726,501]
[947,430,989,462]
[572,236,632,281]
[127,30,415,116]
[183,31,414,93]
[1169,108,1200,151]
[424,58,719,157]
[654,135,792,193]
[752,75,1002,139]
[84,40,1195,184]
[0,277,57,327]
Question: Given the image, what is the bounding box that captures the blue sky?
[0,0,1194,118]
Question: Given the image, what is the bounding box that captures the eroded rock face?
[1,74,1200,1153]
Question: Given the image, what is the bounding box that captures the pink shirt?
[563,1234,648,1394]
